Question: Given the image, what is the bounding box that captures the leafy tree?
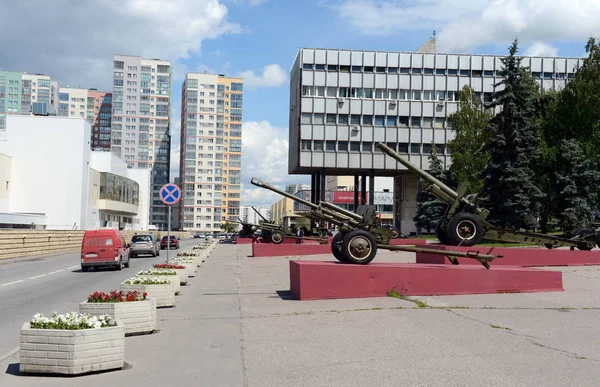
[220,222,238,233]
[545,37,600,156]
[479,39,545,230]
[413,146,449,233]
[447,85,493,193]
[536,38,600,232]
[553,139,600,235]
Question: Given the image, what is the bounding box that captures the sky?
[1,0,599,208]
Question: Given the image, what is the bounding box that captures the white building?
[0,115,150,230]
[240,206,271,225]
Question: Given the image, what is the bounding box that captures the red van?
[81,229,130,272]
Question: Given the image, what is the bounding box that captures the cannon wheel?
[341,230,377,264]
[435,220,452,245]
[331,233,346,263]
[390,228,400,239]
[270,231,284,244]
[446,213,485,247]
[573,227,596,251]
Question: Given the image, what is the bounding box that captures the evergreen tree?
[447,85,493,194]
[413,146,449,233]
[554,139,600,235]
[479,39,545,230]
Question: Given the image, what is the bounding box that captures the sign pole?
[166,205,171,263]
[159,183,181,265]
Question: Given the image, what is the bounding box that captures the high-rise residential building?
[285,183,310,195]
[21,73,60,114]
[240,206,271,225]
[0,71,60,132]
[179,72,243,232]
[288,40,582,234]
[58,88,113,150]
[111,55,172,230]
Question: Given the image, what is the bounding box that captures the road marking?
[67,265,78,270]
[48,269,64,275]
[28,274,47,280]
[1,280,24,287]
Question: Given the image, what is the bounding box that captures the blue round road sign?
[160,183,181,205]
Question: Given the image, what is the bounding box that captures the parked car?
[160,235,180,249]
[81,229,130,272]
[129,234,160,258]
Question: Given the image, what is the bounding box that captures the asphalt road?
[0,238,200,359]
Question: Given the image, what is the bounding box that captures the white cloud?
[332,0,600,54]
[226,0,268,7]
[237,64,288,88]
[240,121,309,208]
[0,0,241,90]
[524,41,559,57]
[335,0,484,37]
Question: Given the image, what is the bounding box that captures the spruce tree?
[479,39,544,230]
[554,139,600,235]
[413,146,449,233]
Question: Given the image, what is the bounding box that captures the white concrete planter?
[176,262,196,277]
[79,298,156,336]
[19,320,125,375]
[169,268,188,284]
[120,283,175,308]
[136,275,180,294]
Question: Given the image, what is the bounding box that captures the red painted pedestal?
[415,244,600,267]
[390,239,427,246]
[252,239,427,257]
[289,260,563,300]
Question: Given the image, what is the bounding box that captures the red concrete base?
[252,243,327,257]
[252,238,427,257]
[289,260,563,300]
[390,239,427,246]
[415,244,600,267]
[236,236,322,245]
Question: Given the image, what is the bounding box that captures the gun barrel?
[376,142,458,203]
[251,206,269,222]
[251,177,319,209]
[320,201,364,221]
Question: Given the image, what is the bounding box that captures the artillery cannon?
[376,142,600,251]
[227,217,328,245]
[251,177,502,268]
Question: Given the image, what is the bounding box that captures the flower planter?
[136,275,180,294]
[120,283,175,308]
[19,319,125,375]
[169,261,197,277]
[79,298,156,336]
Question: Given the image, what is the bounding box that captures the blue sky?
[170,0,596,207]
[1,0,598,208]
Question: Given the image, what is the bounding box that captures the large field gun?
[376,142,600,251]
[251,177,502,268]
[228,217,328,245]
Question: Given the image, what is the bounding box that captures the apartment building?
[0,71,60,131]
[289,42,583,234]
[179,72,243,232]
[58,88,113,150]
[111,55,172,230]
